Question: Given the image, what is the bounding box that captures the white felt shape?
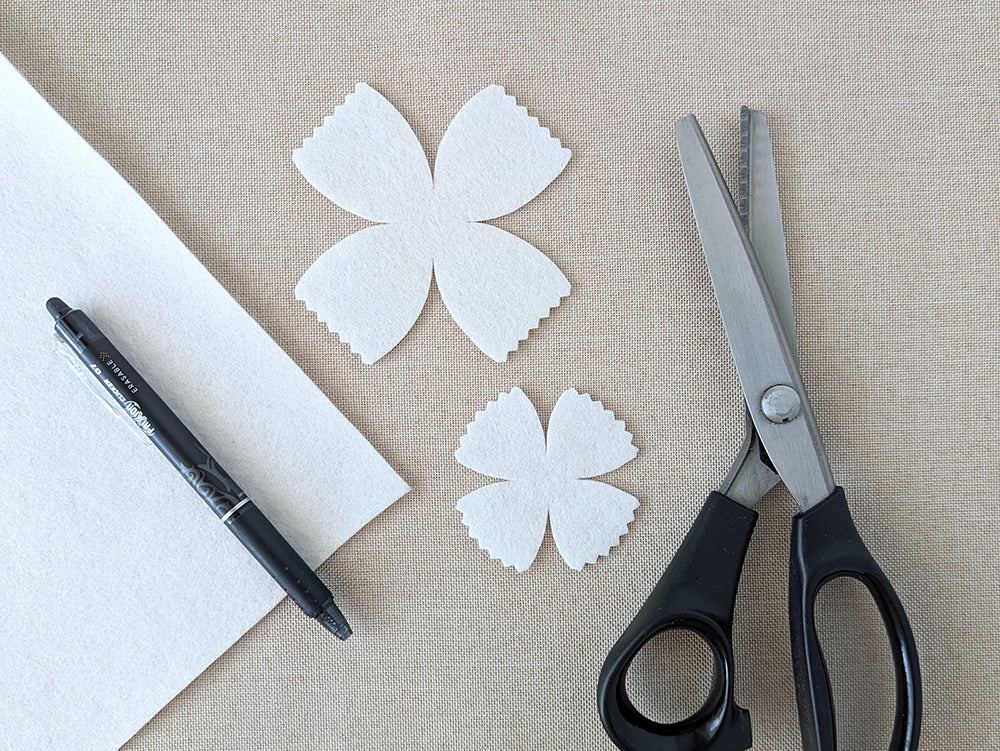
[0,55,410,751]
[545,388,639,478]
[435,223,570,362]
[455,387,545,480]
[549,481,640,570]
[295,224,433,364]
[433,85,572,221]
[293,84,571,363]
[455,388,639,571]
[455,481,549,572]
[293,83,432,222]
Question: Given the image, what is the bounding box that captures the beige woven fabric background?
[4,2,998,749]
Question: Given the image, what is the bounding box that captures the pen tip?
[46,297,71,320]
[315,600,352,641]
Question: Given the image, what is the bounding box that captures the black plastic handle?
[789,487,922,751]
[598,493,758,751]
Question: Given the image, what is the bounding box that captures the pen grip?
[225,502,332,618]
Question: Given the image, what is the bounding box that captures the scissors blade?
[676,114,835,510]
[739,107,797,360]
[719,109,792,508]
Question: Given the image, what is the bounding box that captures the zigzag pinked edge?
[295,290,384,365]
[293,82,379,169]
[557,388,639,468]
[487,280,571,363]
[487,84,571,162]
[454,387,532,471]
[456,490,534,572]
[561,489,639,570]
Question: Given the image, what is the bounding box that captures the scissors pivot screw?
[760,384,801,423]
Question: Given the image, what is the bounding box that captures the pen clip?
[53,334,149,443]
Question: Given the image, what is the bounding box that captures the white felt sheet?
[0,56,409,751]
[293,84,571,364]
[455,388,638,571]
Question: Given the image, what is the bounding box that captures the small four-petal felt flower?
[455,387,639,571]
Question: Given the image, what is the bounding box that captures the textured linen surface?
[2,2,997,750]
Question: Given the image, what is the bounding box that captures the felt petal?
[455,387,546,480]
[294,83,432,222]
[433,85,571,221]
[548,480,638,570]
[295,224,432,363]
[456,481,549,572]
[434,222,569,362]
[545,389,638,478]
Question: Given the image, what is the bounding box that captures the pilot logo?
[122,401,155,437]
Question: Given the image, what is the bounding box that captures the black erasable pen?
[47,297,352,640]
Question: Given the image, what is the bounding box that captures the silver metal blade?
[719,417,780,507]
[718,108,791,508]
[676,114,834,510]
[739,107,798,359]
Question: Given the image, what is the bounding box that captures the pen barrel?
[52,304,349,637]
[224,502,334,617]
[68,326,247,518]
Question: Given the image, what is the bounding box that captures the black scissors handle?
[597,488,922,751]
[597,492,758,751]
[790,487,922,751]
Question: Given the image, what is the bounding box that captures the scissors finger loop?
[598,493,757,751]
